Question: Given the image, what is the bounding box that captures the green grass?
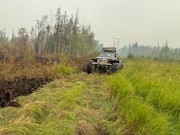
[53,64,76,76]
[0,59,179,135]
[0,78,86,134]
[105,59,180,135]
[0,73,110,135]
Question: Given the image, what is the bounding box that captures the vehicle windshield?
[99,51,116,58]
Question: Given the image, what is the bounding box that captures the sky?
[0,0,180,48]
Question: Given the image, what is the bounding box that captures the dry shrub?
[70,56,93,71]
[76,120,98,135]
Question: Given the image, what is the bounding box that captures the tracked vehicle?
[87,47,124,74]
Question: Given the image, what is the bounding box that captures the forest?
[0,8,102,60]
[119,42,180,61]
[0,7,103,108]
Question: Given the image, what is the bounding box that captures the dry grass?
[0,73,111,135]
[76,120,97,135]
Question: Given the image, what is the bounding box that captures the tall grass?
[0,79,86,135]
[106,59,180,135]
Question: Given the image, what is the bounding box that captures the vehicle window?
[99,52,115,57]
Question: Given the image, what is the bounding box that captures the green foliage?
[106,59,180,135]
[1,7,102,58]
[108,74,134,100]
[127,52,134,59]
[0,29,8,46]
[51,55,77,76]
[23,7,101,57]
[120,97,170,135]
[54,64,74,76]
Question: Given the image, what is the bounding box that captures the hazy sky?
[0,0,180,47]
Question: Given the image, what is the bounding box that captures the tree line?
[119,42,180,61]
[0,8,103,58]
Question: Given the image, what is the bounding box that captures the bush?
[51,64,77,76]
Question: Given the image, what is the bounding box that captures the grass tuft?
[105,59,180,135]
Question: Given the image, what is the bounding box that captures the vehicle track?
[0,72,111,135]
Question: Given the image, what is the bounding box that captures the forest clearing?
[0,59,179,135]
[0,2,180,134]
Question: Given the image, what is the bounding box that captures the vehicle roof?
[102,47,116,52]
[96,56,118,60]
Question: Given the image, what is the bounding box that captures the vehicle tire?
[107,66,113,74]
[111,63,120,73]
[87,61,92,74]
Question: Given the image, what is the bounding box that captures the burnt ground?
[0,75,54,107]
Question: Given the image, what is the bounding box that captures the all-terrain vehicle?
[87,47,124,74]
